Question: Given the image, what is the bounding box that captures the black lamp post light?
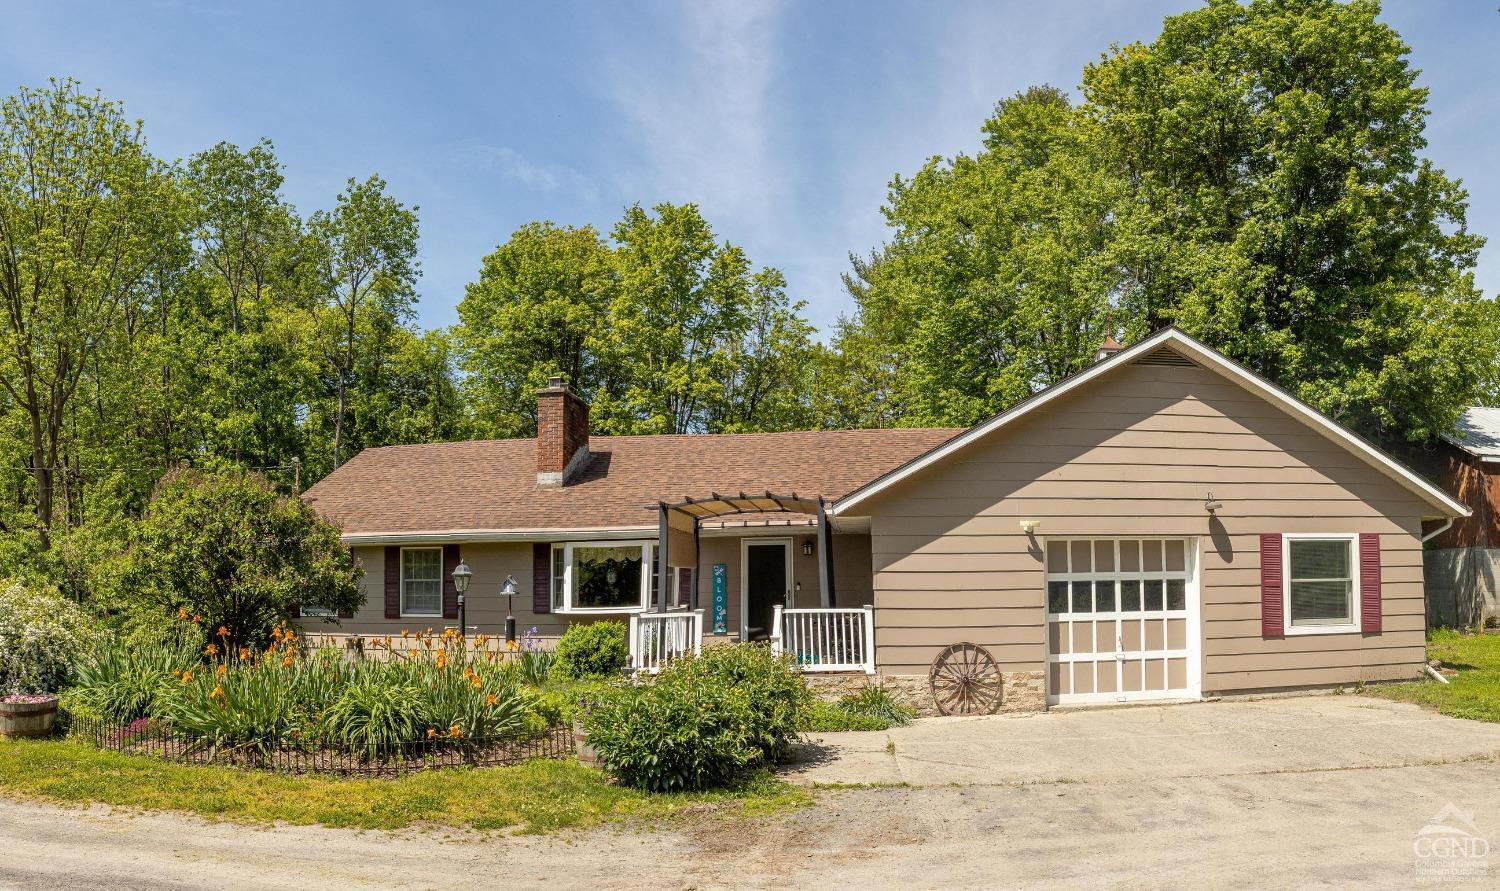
[451,559,472,641]
[501,575,518,644]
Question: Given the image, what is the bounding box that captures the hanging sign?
[712,563,728,634]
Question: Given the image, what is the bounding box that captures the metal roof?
[1446,407,1500,461]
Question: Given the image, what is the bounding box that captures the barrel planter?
[0,695,59,738]
[573,718,598,766]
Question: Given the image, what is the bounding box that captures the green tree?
[1086,0,1493,441]
[456,221,616,437]
[128,469,361,648]
[305,175,420,469]
[837,86,1120,427]
[0,80,188,548]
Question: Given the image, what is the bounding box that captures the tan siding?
[830,532,875,607]
[864,360,1433,689]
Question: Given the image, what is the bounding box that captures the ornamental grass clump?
[584,643,811,792]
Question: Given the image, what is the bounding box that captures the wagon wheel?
[928,642,1003,716]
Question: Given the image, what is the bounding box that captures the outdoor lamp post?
[451,559,472,641]
[500,575,518,644]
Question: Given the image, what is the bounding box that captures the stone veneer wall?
[803,670,1047,717]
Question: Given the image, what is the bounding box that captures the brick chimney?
[1095,335,1124,363]
[536,376,590,488]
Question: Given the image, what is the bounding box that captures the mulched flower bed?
[62,711,574,778]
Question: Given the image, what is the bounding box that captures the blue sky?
[1,1,1494,333]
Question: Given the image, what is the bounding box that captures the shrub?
[584,643,810,791]
[0,578,103,695]
[554,621,627,679]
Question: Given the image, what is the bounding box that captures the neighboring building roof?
[1445,407,1500,461]
[832,327,1470,520]
[304,428,961,543]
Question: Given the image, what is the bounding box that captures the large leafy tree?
[839,0,1497,441]
[457,221,617,438]
[304,175,420,469]
[0,79,188,548]
[835,86,1121,428]
[129,469,361,648]
[457,203,819,436]
[1087,0,1493,441]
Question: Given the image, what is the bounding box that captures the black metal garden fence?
[61,710,575,778]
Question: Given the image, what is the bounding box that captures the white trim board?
[831,327,1469,520]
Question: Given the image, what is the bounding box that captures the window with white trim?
[1285,534,1359,632]
[400,547,443,617]
[552,541,653,613]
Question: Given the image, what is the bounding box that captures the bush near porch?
[1371,629,1500,723]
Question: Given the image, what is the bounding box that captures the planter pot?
[0,696,59,738]
[573,719,598,766]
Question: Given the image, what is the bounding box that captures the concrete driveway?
[787,694,1500,787]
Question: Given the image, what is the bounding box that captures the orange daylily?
[210,685,224,699]
[204,643,218,657]
[484,693,498,706]
[426,728,437,739]
[177,607,190,621]
[215,664,227,677]
[216,626,229,638]
[448,724,463,739]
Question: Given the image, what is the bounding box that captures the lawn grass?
[0,737,809,833]
[1369,628,1500,722]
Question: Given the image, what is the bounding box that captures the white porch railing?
[628,609,705,673]
[771,606,876,674]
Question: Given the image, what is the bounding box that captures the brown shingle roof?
[304,428,962,538]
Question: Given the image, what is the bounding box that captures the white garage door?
[1045,538,1199,705]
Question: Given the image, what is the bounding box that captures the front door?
[1045,538,1199,705]
[743,541,790,641]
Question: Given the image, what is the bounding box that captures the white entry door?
[1045,538,1199,705]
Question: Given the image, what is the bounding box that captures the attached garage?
[832,328,1469,714]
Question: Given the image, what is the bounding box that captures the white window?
[401,547,443,617]
[1283,534,1360,634]
[552,541,653,613]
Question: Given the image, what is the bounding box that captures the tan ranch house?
[300,328,1467,713]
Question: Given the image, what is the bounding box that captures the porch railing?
[771,606,876,674]
[628,609,705,673]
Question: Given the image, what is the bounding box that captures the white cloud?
[605,0,785,227]
[448,143,599,203]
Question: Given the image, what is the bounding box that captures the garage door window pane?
[1094,541,1115,573]
[1164,540,1185,572]
[1048,581,1068,614]
[1094,580,1116,612]
[1046,542,1068,573]
[1143,541,1163,572]
[1166,579,1186,611]
[1121,580,1141,611]
[1070,541,1091,573]
[1288,539,1353,626]
[1119,541,1140,572]
[1071,581,1093,612]
[1144,580,1164,611]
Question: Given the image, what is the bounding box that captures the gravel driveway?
[4,695,1500,890]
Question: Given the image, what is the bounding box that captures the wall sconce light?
[802,540,814,556]
[1019,519,1041,534]
[1204,493,1223,513]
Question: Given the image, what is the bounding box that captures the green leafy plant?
[65,628,199,722]
[584,643,810,791]
[839,685,915,727]
[800,699,890,732]
[554,621,628,680]
[321,675,427,760]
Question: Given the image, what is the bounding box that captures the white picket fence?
[628,609,705,673]
[771,606,876,674]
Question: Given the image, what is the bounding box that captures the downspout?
[1421,518,1455,544]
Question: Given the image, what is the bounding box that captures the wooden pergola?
[651,492,838,612]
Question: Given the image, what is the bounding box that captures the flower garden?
[3,578,913,800]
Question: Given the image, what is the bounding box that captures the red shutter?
[442,544,460,620]
[677,567,694,607]
[533,543,552,614]
[1360,533,1382,633]
[1260,533,1284,638]
[384,546,400,619]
